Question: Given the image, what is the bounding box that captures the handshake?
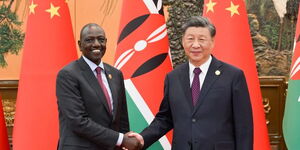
[121,132,144,150]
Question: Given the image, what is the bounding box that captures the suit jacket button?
[192,118,196,123]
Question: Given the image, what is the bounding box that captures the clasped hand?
[121,131,144,150]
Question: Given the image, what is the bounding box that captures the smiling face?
[182,26,215,67]
[78,25,107,65]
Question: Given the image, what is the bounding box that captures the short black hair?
[79,23,103,40]
[181,16,216,37]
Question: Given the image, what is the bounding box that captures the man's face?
[78,26,107,65]
[182,27,214,66]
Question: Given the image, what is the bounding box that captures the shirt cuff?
[116,133,124,146]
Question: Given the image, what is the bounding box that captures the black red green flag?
[283,5,300,150]
[115,0,173,149]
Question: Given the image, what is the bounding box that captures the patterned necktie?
[95,67,112,113]
[191,68,201,106]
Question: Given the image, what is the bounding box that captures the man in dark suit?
[56,23,140,150]
[129,16,253,150]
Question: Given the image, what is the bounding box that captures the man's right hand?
[121,132,142,150]
[127,132,144,147]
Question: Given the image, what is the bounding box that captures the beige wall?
[0,0,27,80]
[0,0,123,80]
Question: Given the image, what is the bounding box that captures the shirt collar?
[189,55,212,76]
[82,56,105,72]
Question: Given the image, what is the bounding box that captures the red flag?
[115,0,172,149]
[203,0,270,150]
[0,95,10,150]
[13,0,77,149]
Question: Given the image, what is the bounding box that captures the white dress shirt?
[189,55,212,91]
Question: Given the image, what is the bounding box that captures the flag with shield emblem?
[115,0,172,149]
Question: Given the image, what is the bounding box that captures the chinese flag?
[203,0,270,150]
[13,0,77,150]
[0,95,10,150]
[115,0,172,149]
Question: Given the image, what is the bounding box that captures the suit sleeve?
[232,70,253,150]
[118,71,129,133]
[141,74,173,148]
[56,69,119,147]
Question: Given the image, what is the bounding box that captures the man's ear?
[181,36,184,47]
[210,37,215,49]
[78,40,81,48]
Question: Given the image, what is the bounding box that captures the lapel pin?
[215,70,221,76]
[108,74,112,79]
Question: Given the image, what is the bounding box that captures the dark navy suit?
[141,56,253,150]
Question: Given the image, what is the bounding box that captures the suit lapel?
[178,62,194,110]
[78,57,112,116]
[103,64,118,119]
[193,57,223,114]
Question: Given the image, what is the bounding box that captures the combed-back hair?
[181,16,216,37]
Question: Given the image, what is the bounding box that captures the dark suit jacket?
[56,57,129,150]
[141,56,253,150]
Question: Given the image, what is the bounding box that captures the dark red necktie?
[95,67,112,113]
[191,68,201,106]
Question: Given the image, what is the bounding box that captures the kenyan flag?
[283,5,300,150]
[114,0,172,149]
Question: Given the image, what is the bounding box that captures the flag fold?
[203,0,271,149]
[115,0,172,149]
[13,0,77,149]
[283,5,300,150]
[0,95,10,150]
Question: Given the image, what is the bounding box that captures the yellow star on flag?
[29,1,38,15]
[225,1,240,17]
[65,0,70,3]
[205,0,217,13]
[45,3,60,18]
